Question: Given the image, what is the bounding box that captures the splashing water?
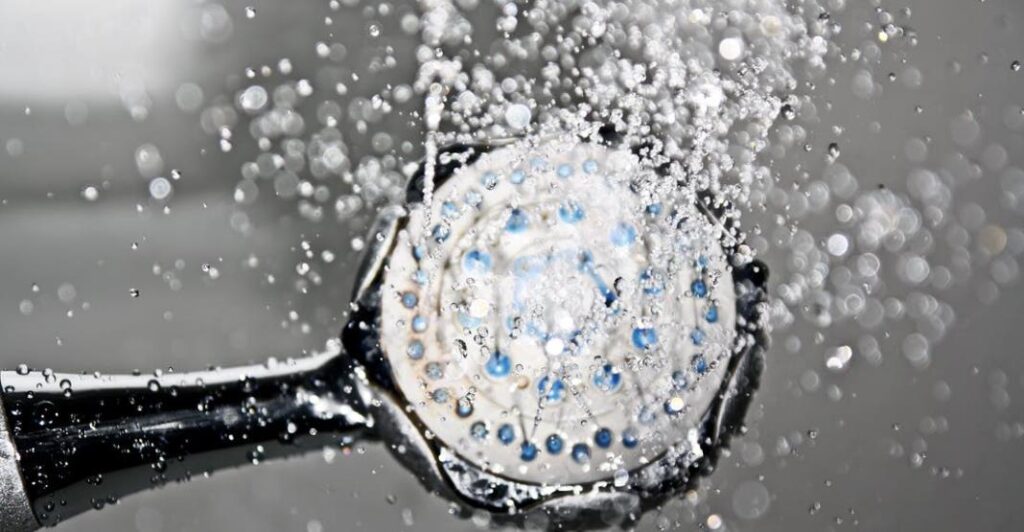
[193,0,1024,525]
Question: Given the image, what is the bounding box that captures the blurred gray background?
[1,0,1023,530]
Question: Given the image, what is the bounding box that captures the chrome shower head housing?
[343,133,768,522]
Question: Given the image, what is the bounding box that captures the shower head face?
[373,137,739,488]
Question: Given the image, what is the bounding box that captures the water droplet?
[504,103,532,130]
[149,177,173,201]
[718,37,745,61]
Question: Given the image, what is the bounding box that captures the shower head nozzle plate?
[371,137,742,488]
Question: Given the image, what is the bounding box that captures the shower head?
[342,133,769,522]
[0,133,767,530]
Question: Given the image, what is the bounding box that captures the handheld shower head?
[0,133,767,530]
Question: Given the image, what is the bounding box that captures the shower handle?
[0,349,369,530]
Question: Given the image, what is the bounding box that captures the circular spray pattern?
[378,137,739,485]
